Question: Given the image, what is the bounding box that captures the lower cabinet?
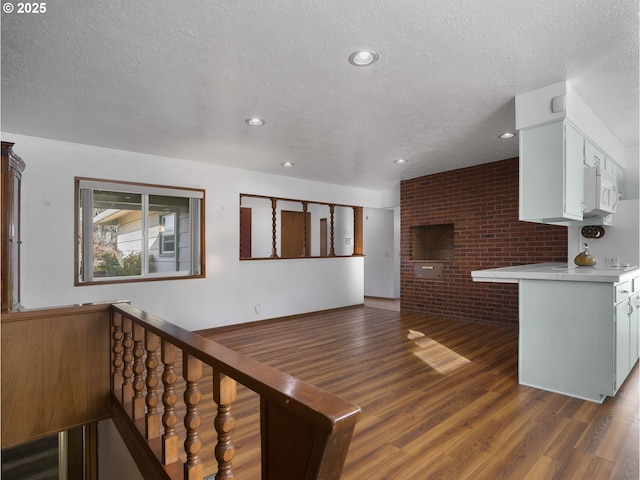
[519,277,639,403]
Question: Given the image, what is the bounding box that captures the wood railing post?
[329,204,336,256]
[270,198,279,258]
[112,312,124,390]
[183,353,204,480]
[161,340,179,465]
[213,371,237,480]
[121,317,133,404]
[353,206,363,256]
[302,201,308,257]
[145,331,161,439]
[132,323,146,420]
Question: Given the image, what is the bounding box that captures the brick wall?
[400,157,567,325]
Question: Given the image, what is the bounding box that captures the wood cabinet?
[1,142,26,312]
[519,119,584,223]
[519,277,639,403]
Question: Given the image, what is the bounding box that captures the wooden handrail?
[111,303,361,480]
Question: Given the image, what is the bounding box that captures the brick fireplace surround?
[400,157,567,325]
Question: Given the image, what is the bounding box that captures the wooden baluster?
[214,371,237,480]
[161,341,179,465]
[183,353,204,480]
[112,312,124,391]
[121,317,133,404]
[145,331,161,439]
[329,204,336,256]
[132,324,146,420]
[302,201,308,257]
[270,198,279,258]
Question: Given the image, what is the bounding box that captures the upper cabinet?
[516,81,627,227]
[519,119,584,224]
[519,119,624,226]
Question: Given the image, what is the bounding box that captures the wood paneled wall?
[1,302,118,447]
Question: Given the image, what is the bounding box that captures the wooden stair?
[1,435,59,480]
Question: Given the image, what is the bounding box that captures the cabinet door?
[615,300,631,391]
[584,140,605,167]
[564,123,585,219]
[631,294,639,363]
[519,120,583,222]
[615,161,624,199]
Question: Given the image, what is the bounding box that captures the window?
[160,213,176,255]
[76,178,205,284]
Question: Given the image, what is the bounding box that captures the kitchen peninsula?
[473,263,640,403]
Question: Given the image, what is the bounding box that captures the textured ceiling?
[2,0,638,189]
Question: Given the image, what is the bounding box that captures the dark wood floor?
[195,305,639,479]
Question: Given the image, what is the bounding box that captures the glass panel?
[148,195,190,274]
[92,190,143,278]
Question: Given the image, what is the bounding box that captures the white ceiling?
[2,0,638,190]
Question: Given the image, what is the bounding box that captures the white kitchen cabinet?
[584,139,605,167]
[615,292,631,391]
[631,277,640,365]
[519,277,638,403]
[519,119,584,223]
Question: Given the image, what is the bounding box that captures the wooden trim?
[240,192,361,209]
[74,177,206,286]
[75,176,205,196]
[240,254,364,261]
[1,300,129,323]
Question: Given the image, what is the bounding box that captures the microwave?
[583,166,618,217]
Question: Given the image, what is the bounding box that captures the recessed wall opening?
[411,224,454,261]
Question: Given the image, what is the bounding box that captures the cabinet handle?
[629,304,634,315]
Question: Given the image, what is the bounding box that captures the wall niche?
[411,223,454,261]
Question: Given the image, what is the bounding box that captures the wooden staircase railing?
[110,303,361,480]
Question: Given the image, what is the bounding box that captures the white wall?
[97,420,144,480]
[363,207,396,298]
[4,133,389,330]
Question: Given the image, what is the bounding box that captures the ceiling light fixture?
[394,158,407,164]
[499,131,516,139]
[348,50,378,66]
[281,162,295,167]
[246,118,265,126]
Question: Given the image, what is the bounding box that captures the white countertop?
[471,262,639,284]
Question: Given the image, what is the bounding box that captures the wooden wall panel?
[43,314,88,432]
[86,311,112,420]
[1,303,116,447]
[1,319,45,445]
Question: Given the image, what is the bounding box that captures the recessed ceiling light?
[348,50,378,66]
[246,118,265,126]
[281,162,295,167]
[499,131,516,139]
[394,158,407,164]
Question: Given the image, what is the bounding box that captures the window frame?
[75,177,206,286]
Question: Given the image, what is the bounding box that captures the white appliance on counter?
[583,166,618,217]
